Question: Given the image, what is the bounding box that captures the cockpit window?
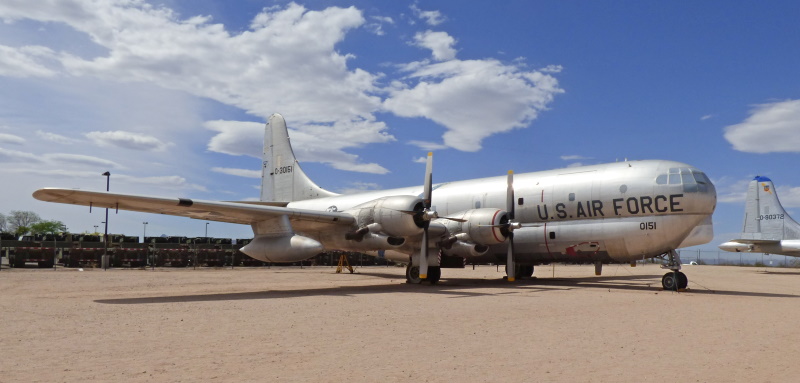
[655,167,711,193]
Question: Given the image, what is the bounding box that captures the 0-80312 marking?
[758,214,784,220]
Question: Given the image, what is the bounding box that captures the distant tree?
[14,225,30,237]
[8,211,41,232]
[29,220,67,235]
[0,212,6,232]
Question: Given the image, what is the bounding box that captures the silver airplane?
[719,176,800,256]
[33,114,717,290]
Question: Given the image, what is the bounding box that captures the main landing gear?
[660,250,688,291]
[406,264,441,284]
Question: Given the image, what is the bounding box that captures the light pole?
[102,171,110,270]
[205,222,209,237]
[93,225,98,233]
[143,222,148,240]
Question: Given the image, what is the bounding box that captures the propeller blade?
[507,232,515,282]
[506,170,516,282]
[506,170,514,219]
[420,224,429,280]
[423,152,433,208]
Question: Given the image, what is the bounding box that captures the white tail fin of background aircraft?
[719,176,800,255]
[260,114,337,202]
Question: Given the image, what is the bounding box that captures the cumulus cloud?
[86,130,173,152]
[724,100,800,153]
[413,30,456,61]
[211,167,261,178]
[204,119,393,174]
[411,4,445,26]
[384,59,563,151]
[0,132,25,144]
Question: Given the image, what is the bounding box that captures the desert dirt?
[2,263,800,382]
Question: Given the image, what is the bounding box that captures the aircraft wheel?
[406,264,422,284]
[676,271,688,289]
[426,267,441,284]
[518,265,534,278]
[662,272,687,291]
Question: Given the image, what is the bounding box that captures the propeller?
[419,152,434,280]
[506,170,516,282]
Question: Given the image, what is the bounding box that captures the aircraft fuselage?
[288,159,716,265]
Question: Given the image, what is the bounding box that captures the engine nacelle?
[240,235,323,262]
[442,240,490,258]
[439,208,509,246]
[345,195,424,237]
[346,233,406,251]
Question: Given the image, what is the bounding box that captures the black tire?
[518,265,534,278]
[662,273,679,291]
[406,264,422,284]
[676,271,688,289]
[426,267,441,284]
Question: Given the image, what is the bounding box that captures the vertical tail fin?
[740,176,800,240]
[260,114,337,202]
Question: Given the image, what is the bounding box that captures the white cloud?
[724,100,800,153]
[560,155,591,161]
[46,153,121,168]
[204,119,393,174]
[410,4,445,26]
[0,147,43,163]
[36,130,80,144]
[384,59,563,152]
[700,114,714,121]
[86,130,173,152]
[408,140,448,151]
[211,167,261,178]
[413,30,456,61]
[412,156,428,164]
[0,132,25,144]
[0,45,58,78]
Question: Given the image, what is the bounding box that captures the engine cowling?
[439,208,509,246]
[442,240,490,258]
[345,195,425,237]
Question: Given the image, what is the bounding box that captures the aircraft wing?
[32,188,356,227]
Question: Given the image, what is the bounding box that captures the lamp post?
[102,171,110,270]
[205,222,209,237]
[93,225,98,233]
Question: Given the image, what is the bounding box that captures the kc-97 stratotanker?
[34,114,716,290]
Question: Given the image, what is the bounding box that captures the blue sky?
[1,1,799,249]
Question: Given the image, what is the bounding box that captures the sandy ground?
[2,263,800,382]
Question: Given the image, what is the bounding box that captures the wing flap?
[33,188,355,227]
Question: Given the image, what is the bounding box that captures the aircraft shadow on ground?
[95,271,800,304]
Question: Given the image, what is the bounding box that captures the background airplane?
[719,176,800,256]
[34,114,717,290]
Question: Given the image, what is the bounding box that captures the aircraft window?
[668,174,681,184]
[683,183,698,193]
[568,193,575,201]
[518,197,524,206]
[549,232,556,239]
[692,171,710,184]
[656,174,667,184]
[669,168,679,174]
[681,173,695,184]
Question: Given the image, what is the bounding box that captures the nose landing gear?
[659,250,688,291]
